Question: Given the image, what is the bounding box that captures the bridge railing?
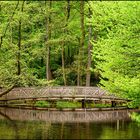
[0,86,110,100]
[2,86,131,102]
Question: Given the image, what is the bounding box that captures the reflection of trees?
[0,108,140,139]
[24,121,140,139]
[88,122,103,139]
[21,121,51,139]
[60,122,64,139]
[0,110,52,139]
[131,113,140,123]
[45,122,103,139]
[0,110,19,139]
[93,121,140,139]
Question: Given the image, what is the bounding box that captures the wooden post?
[32,98,36,107]
[82,99,86,108]
[111,101,116,107]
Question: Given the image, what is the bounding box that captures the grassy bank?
[34,100,112,108]
[0,100,129,109]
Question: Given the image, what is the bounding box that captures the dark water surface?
[0,107,140,139]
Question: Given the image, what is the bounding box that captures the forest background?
[0,1,140,107]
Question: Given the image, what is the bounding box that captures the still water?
[0,107,140,139]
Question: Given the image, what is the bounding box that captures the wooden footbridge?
[0,86,130,107]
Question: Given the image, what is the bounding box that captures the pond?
[0,107,140,139]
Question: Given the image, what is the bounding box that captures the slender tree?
[77,1,85,86]
[86,6,93,86]
[45,0,52,80]
[61,0,71,86]
[17,1,25,75]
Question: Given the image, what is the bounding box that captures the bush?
[35,101,50,107]
[56,101,81,108]
[130,112,140,123]
[94,103,111,108]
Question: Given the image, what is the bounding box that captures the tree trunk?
[17,1,24,76]
[77,1,85,86]
[77,48,81,86]
[62,46,66,86]
[17,20,21,75]
[86,7,92,87]
[61,0,70,86]
[67,0,70,20]
[46,0,52,80]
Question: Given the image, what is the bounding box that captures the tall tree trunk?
[77,1,85,86]
[61,0,70,86]
[86,7,92,87]
[17,1,24,75]
[17,20,21,75]
[62,46,66,86]
[67,0,70,20]
[77,38,80,86]
[46,0,52,80]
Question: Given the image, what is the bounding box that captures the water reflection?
[0,107,136,123]
[0,107,140,139]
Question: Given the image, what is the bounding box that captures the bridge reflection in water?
[0,107,137,123]
[0,107,140,139]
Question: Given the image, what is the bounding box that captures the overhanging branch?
[0,85,15,98]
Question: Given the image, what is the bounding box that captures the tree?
[77,1,85,86]
[61,0,71,86]
[17,1,25,75]
[0,1,42,89]
[90,1,140,107]
[45,0,52,81]
[86,3,93,87]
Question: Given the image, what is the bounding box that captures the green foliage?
[35,101,50,108]
[85,102,112,108]
[56,101,81,108]
[0,1,139,106]
[127,99,140,109]
[130,112,140,123]
[94,103,111,108]
[0,1,89,88]
[90,1,140,107]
